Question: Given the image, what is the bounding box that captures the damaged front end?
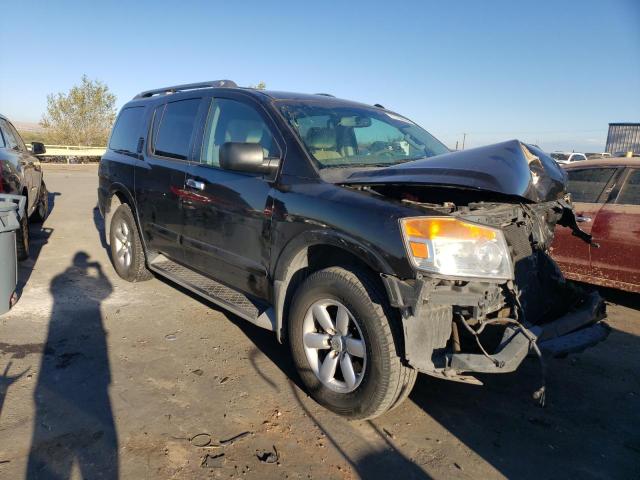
[382,199,608,393]
[344,141,609,401]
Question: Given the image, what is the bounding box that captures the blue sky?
[1,0,638,152]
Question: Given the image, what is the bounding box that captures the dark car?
[98,81,608,419]
[0,113,49,259]
[551,157,640,293]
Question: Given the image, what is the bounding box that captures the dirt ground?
[0,164,638,479]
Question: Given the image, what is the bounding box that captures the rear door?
[590,168,640,290]
[135,97,206,262]
[182,94,283,300]
[551,166,620,279]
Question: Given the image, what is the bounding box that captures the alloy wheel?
[113,220,133,269]
[302,299,367,393]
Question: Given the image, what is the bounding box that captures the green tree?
[249,81,267,90]
[40,75,116,146]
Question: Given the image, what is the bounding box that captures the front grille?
[503,223,533,263]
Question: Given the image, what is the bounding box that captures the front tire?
[109,204,152,282]
[288,267,415,419]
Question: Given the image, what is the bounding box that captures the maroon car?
[551,158,640,293]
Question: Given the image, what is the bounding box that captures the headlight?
[400,217,513,280]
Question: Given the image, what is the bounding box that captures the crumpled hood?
[340,140,567,203]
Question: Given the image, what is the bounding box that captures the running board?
[149,256,275,331]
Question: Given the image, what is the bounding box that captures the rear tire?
[16,212,29,261]
[288,266,415,419]
[31,181,49,223]
[109,204,152,282]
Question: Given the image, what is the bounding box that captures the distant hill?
[12,121,43,132]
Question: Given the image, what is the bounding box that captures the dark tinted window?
[6,122,25,151]
[566,168,617,203]
[617,169,640,205]
[154,99,201,160]
[201,98,279,167]
[109,107,145,153]
[0,119,20,150]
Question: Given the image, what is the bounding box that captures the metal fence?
[605,123,640,155]
[28,144,106,163]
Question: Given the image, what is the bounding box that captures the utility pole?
[462,133,467,150]
[455,140,459,151]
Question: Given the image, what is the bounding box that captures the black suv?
[99,81,608,419]
[0,113,49,259]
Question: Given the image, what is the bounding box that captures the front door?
[551,166,621,280]
[135,97,205,262]
[0,119,38,214]
[182,96,283,300]
[590,168,640,289]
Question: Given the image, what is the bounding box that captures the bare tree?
[40,75,116,146]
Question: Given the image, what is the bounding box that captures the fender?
[272,229,396,342]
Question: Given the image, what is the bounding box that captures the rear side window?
[0,119,20,151]
[617,169,640,205]
[566,168,617,203]
[109,107,145,153]
[153,99,201,160]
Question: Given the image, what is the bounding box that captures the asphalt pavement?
[0,164,638,479]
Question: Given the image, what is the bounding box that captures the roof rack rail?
[133,80,237,99]
[315,93,335,97]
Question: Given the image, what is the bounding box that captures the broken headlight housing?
[400,217,513,280]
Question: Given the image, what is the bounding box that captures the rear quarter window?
[109,106,145,153]
[566,167,617,203]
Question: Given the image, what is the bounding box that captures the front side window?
[109,106,145,153]
[617,169,640,205]
[6,122,26,151]
[278,102,449,168]
[201,98,279,167]
[153,98,201,160]
[566,168,617,203]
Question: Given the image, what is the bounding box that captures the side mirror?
[219,142,279,175]
[31,142,46,155]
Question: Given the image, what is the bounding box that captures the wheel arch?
[272,230,396,343]
[104,183,136,245]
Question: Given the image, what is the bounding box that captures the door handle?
[576,215,591,223]
[186,178,205,191]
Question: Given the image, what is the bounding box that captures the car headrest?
[226,120,265,143]
[306,127,337,150]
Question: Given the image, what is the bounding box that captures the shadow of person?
[26,252,118,479]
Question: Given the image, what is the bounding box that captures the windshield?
[278,101,450,168]
[551,153,570,161]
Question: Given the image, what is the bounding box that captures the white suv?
[550,152,588,164]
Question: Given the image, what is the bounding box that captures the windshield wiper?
[324,157,428,169]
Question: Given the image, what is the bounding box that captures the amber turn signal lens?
[409,241,429,258]
[402,217,497,241]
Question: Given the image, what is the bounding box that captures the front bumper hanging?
[448,291,608,374]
